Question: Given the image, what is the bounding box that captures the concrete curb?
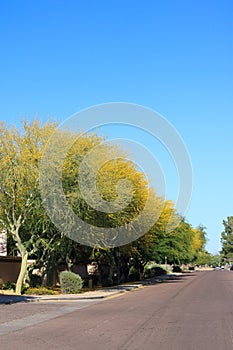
[0,273,181,304]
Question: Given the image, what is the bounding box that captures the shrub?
[29,274,43,287]
[59,271,83,294]
[21,283,29,294]
[128,266,140,282]
[189,266,195,271]
[172,265,182,273]
[100,273,113,287]
[24,286,60,295]
[3,281,16,291]
[143,266,167,279]
[128,272,140,282]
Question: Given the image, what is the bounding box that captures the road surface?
[1,270,233,350]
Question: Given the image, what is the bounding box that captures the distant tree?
[221,216,233,261]
[210,254,222,267]
[195,250,212,266]
[152,218,195,265]
[193,225,207,251]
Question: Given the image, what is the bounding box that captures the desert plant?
[3,281,16,291]
[24,286,60,295]
[59,271,83,294]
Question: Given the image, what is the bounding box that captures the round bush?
[59,271,83,294]
[143,266,167,279]
[172,265,182,273]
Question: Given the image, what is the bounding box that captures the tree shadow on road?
[143,273,197,286]
[160,273,197,284]
[0,293,38,305]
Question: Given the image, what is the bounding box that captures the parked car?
[230,265,233,271]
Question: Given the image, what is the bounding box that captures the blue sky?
[1,0,232,253]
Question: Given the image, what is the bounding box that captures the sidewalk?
[0,273,181,304]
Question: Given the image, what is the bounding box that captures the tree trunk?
[15,251,28,294]
[11,224,29,295]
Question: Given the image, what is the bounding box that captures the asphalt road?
[1,270,233,350]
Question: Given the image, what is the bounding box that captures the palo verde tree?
[51,134,166,283]
[0,118,207,291]
[0,120,56,294]
[0,119,165,291]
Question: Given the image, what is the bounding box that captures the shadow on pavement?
[158,279,185,284]
[0,273,198,304]
[0,294,38,305]
[142,273,197,286]
[160,273,197,284]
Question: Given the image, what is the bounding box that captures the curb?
[0,274,180,304]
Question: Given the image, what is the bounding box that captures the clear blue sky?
[1,0,232,253]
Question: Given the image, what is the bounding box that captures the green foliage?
[0,120,57,294]
[152,220,208,265]
[143,265,167,279]
[29,274,43,288]
[195,251,212,266]
[21,283,30,294]
[210,254,222,267]
[24,286,60,295]
[3,281,16,291]
[221,216,233,260]
[128,266,140,282]
[0,118,211,290]
[59,271,83,294]
[172,265,182,273]
[100,273,113,287]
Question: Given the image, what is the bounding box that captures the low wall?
[0,256,22,283]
